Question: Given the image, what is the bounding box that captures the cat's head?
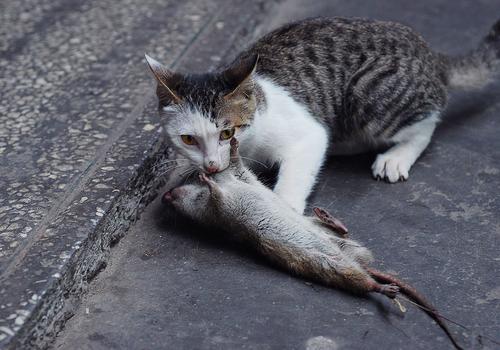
[145,54,260,174]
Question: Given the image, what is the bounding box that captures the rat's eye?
[220,128,235,141]
[181,135,197,145]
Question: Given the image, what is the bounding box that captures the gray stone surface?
[0,0,275,348]
[52,0,500,350]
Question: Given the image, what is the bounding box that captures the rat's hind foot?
[377,283,399,299]
[313,207,349,236]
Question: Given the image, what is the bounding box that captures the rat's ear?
[145,54,182,106]
[222,54,259,99]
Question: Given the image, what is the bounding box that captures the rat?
[163,138,463,349]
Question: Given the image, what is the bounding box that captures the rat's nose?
[162,190,173,204]
[162,188,184,204]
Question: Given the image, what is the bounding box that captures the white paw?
[371,153,411,183]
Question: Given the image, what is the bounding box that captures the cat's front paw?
[371,153,411,183]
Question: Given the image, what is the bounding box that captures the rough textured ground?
[48,0,500,349]
[0,0,274,348]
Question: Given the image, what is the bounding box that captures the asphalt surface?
[0,0,273,347]
[53,0,500,349]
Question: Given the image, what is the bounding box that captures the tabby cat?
[146,17,500,213]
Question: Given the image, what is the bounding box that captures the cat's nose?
[205,160,219,174]
[205,165,219,174]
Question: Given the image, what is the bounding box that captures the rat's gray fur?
[165,139,463,349]
[167,140,395,296]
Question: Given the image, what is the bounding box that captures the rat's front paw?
[275,192,306,214]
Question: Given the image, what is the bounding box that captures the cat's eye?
[181,135,197,145]
[220,128,235,141]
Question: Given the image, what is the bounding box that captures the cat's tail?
[446,19,500,90]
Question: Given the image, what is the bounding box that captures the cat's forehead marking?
[173,107,219,136]
[161,71,260,131]
[173,73,224,120]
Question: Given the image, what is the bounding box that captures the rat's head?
[145,54,259,174]
[162,182,214,222]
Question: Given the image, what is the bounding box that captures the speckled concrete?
[53,0,499,350]
[0,0,275,348]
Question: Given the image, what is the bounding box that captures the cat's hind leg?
[372,112,440,183]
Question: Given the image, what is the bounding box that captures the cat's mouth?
[204,165,220,174]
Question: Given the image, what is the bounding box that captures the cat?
[146,17,500,213]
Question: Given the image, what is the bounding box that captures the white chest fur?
[239,77,329,213]
[239,77,328,165]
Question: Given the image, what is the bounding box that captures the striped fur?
[148,17,500,209]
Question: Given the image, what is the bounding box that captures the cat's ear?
[145,54,182,106]
[222,54,259,99]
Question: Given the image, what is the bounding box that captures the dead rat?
[163,138,463,349]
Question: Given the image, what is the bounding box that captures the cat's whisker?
[179,167,199,185]
[157,164,191,177]
[181,169,196,179]
[159,163,187,171]
[159,160,187,166]
[158,158,189,166]
[178,165,199,178]
[179,164,197,174]
[232,156,269,169]
[183,169,198,184]
[323,201,335,210]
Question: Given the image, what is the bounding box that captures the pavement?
[2,0,500,349]
[0,0,275,348]
[51,0,500,350]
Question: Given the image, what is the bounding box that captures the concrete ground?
[54,0,500,349]
[0,0,274,347]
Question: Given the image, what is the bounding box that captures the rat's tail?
[445,19,500,90]
[366,268,463,350]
